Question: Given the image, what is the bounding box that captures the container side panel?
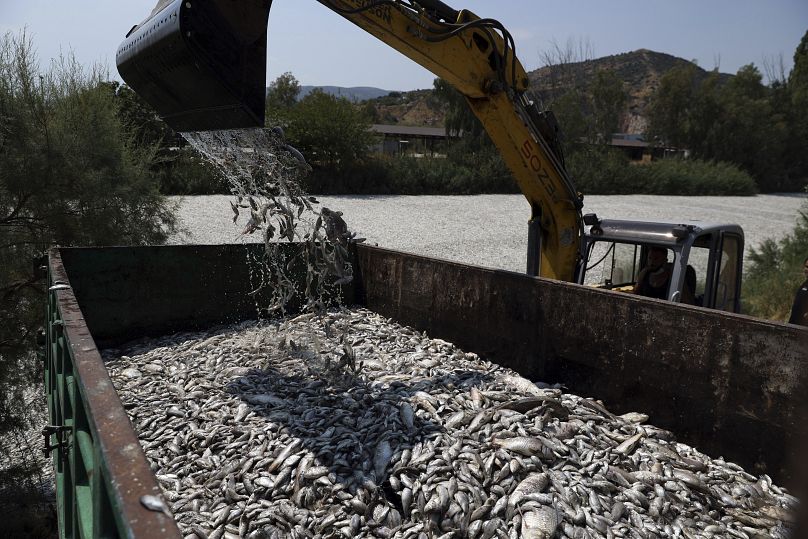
[60,244,313,346]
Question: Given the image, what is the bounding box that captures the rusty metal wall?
[354,245,807,484]
[59,244,344,346]
[59,245,269,345]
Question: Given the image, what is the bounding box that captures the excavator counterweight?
[116,0,272,131]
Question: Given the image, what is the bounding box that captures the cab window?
[584,242,642,289]
[686,244,711,302]
[715,234,741,312]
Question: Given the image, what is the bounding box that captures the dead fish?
[374,439,392,479]
[499,375,558,398]
[106,307,798,539]
[230,201,239,223]
[507,473,549,517]
[492,437,551,458]
[614,432,643,455]
[268,439,301,473]
[521,507,559,539]
[620,411,648,424]
[399,402,414,430]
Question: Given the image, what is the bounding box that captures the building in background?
[609,133,688,162]
[370,124,458,157]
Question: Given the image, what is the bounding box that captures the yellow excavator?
[117,0,745,313]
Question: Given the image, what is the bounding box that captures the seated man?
[633,246,672,300]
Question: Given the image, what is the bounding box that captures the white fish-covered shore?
[168,194,805,274]
[105,308,798,539]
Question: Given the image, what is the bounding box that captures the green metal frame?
[46,290,115,538]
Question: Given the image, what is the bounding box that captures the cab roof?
[585,219,744,246]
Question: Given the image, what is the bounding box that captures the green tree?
[646,62,700,149]
[266,71,300,121]
[788,30,808,180]
[286,89,374,168]
[708,64,789,190]
[99,81,223,195]
[647,61,794,191]
[685,71,723,157]
[744,206,808,320]
[550,89,589,148]
[590,69,627,143]
[361,101,380,123]
[432,78,488,143]
[0,31,176,532]
[103,81,173,147]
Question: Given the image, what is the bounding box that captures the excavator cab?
[116,0,272,131]
[578,216,744,313]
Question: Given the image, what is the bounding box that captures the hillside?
[527,49,732,133]
[356,49,732,133]
[364,89,446,126]
[298,85,392,102]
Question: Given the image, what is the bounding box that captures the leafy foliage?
[646,57,805,192]
[590,70,627,143]
[567,148,757,195]
[303,142,516,195]
[432,78,485,140]
[157,148,229,195]
[787,31,808,179]
[102,80,223,195]
[266,71,301,120]
[744,205,808,320]
[286,89,375,169]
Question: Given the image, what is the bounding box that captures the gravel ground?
[169,194,805,273]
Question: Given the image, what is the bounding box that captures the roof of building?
[371,124,451,138]
[609,137,649,148]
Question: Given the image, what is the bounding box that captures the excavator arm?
[117,0,584,281]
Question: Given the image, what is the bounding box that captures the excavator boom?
[117,0,583,280]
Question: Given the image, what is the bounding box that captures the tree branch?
[0,192,32,224]
[0,275,43,300]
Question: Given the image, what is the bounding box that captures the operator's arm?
[632,269,647,295]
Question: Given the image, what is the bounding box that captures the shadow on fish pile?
[105,309,798,539]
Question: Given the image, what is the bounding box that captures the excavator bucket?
[116,0,272,132]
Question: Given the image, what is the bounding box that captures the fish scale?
[105,308,798,539]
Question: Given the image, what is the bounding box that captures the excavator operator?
[633,247,672,300]
[633,246,697,304]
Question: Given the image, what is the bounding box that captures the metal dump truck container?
[44,244,806,538]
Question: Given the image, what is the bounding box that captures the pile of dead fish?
[104,308,798,539]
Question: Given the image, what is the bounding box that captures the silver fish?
[521,507,559,539]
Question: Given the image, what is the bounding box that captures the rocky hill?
[361,49,732,133]
[298,85,392,102]
[364,89,446,126]
[527,49,732,133]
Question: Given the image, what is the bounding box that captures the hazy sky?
[2,1,806,91]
